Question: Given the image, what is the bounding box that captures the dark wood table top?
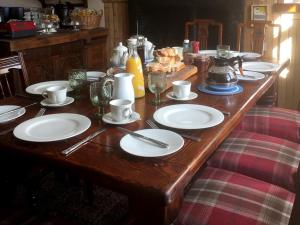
[0,67,281,224]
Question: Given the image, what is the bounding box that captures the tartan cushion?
[234,106,300,143]
[176,167,295,225]
[207,130,300,192]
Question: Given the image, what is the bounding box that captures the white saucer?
[102,112,140,125]
[40,97,74,107]
[166,91,198,101]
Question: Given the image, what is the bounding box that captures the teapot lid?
[115,42,128,52]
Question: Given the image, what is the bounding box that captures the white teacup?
[110,99,133,122]
[42,85,67,104]
[172,80,191,99]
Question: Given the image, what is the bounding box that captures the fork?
[146,119,202,142]
[0,108,46,135]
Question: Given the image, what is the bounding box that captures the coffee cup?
[109,99,133,122]
[172,80,191,99]
[42,85,67,104]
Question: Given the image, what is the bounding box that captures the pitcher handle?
[101,78,114,98]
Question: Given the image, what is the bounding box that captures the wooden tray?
[144,65,198,90]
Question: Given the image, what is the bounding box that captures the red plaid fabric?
[207,130,300,192]
[234,106,300,143]
[176,167,295,225]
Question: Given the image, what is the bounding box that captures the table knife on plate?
[118,127,169,148]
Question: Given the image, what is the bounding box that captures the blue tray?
[207,84,237,91]
[197,84,243,95]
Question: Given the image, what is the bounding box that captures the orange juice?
[126,39,145,98]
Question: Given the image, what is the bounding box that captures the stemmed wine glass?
[68,69,87,99]
[148,71,167,105]
[90,81,112,118]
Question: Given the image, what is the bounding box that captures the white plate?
[120,129,184,157]
[87,71,106,81]
[166,91,198,101]
[13,113,91,142]
[242,62,280,73]
[0,105,26,123]
[236,71,265,81]
[26,81,73,95]
[198,50,239,57]
[102,112,140,125]
[40,97,74,107]
[153,104,224,129]
[239,52,261,59]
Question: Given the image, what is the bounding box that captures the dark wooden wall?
[128,0,245,49]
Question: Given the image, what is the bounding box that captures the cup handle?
[42,91,48,99]
[122,107,132,119]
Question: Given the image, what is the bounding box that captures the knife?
[0,102,38,117]
[61,128,106,156]
[118,127,169,148]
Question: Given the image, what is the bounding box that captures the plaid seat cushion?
[176,167,295,225]
[207,130,300,192]
[234,106,300,143]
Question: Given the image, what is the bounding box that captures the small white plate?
[0,105,26,123]
[239,52,261,60]
[120,129,184,157]
[26,81,73,95]
[87,71,106,81]
[198,50,239,57]
[102,112,140,125]
[40,97,74,107]
[166,91,198,101]
[13,113,91,142]
[242,62,280,73]
[236,71,265,81]
[153,104,224,129]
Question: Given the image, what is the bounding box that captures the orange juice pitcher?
[126,38,145,98]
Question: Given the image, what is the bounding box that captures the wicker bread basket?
[72,9,103,29]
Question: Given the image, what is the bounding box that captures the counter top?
[0,28,108,51]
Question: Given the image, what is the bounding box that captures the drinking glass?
[217,44,230,58]
[68,69,87,99]
[90,81,112,118]
[148,71,167,105]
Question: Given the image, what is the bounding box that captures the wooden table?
[0,65,283,225]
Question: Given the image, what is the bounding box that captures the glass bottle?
[126,38,145,98]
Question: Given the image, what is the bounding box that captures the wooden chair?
[236,20,281,59]
[0,53,29,98]
[184,19,223,50]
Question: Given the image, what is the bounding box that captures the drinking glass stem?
[155,92,160,104]
[98,106,104,116]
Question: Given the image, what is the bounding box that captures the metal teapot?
[144,38,155,61]
[206,56,243,88]
[110,42,128,67]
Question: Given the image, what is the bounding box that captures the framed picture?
[251,5,268,21]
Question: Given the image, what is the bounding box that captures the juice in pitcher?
[126,38,145,98]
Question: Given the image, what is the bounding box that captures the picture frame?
[251,5,268,21]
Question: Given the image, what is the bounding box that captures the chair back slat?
[0,53,29,98]
[236,20,281,60]
[184,19,223,50]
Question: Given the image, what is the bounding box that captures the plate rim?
[26,80,72,95]
[40,96,74,107]
[166,91,198,101]
[242,61,279,72]
[239,51,261,58]
[236,71,265,81]
[0,105,26,123]
[198,84,243,95]
[153,104,224,129]
[102,112,140,125]
[120,128,184,157]
[13,113,91,142]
